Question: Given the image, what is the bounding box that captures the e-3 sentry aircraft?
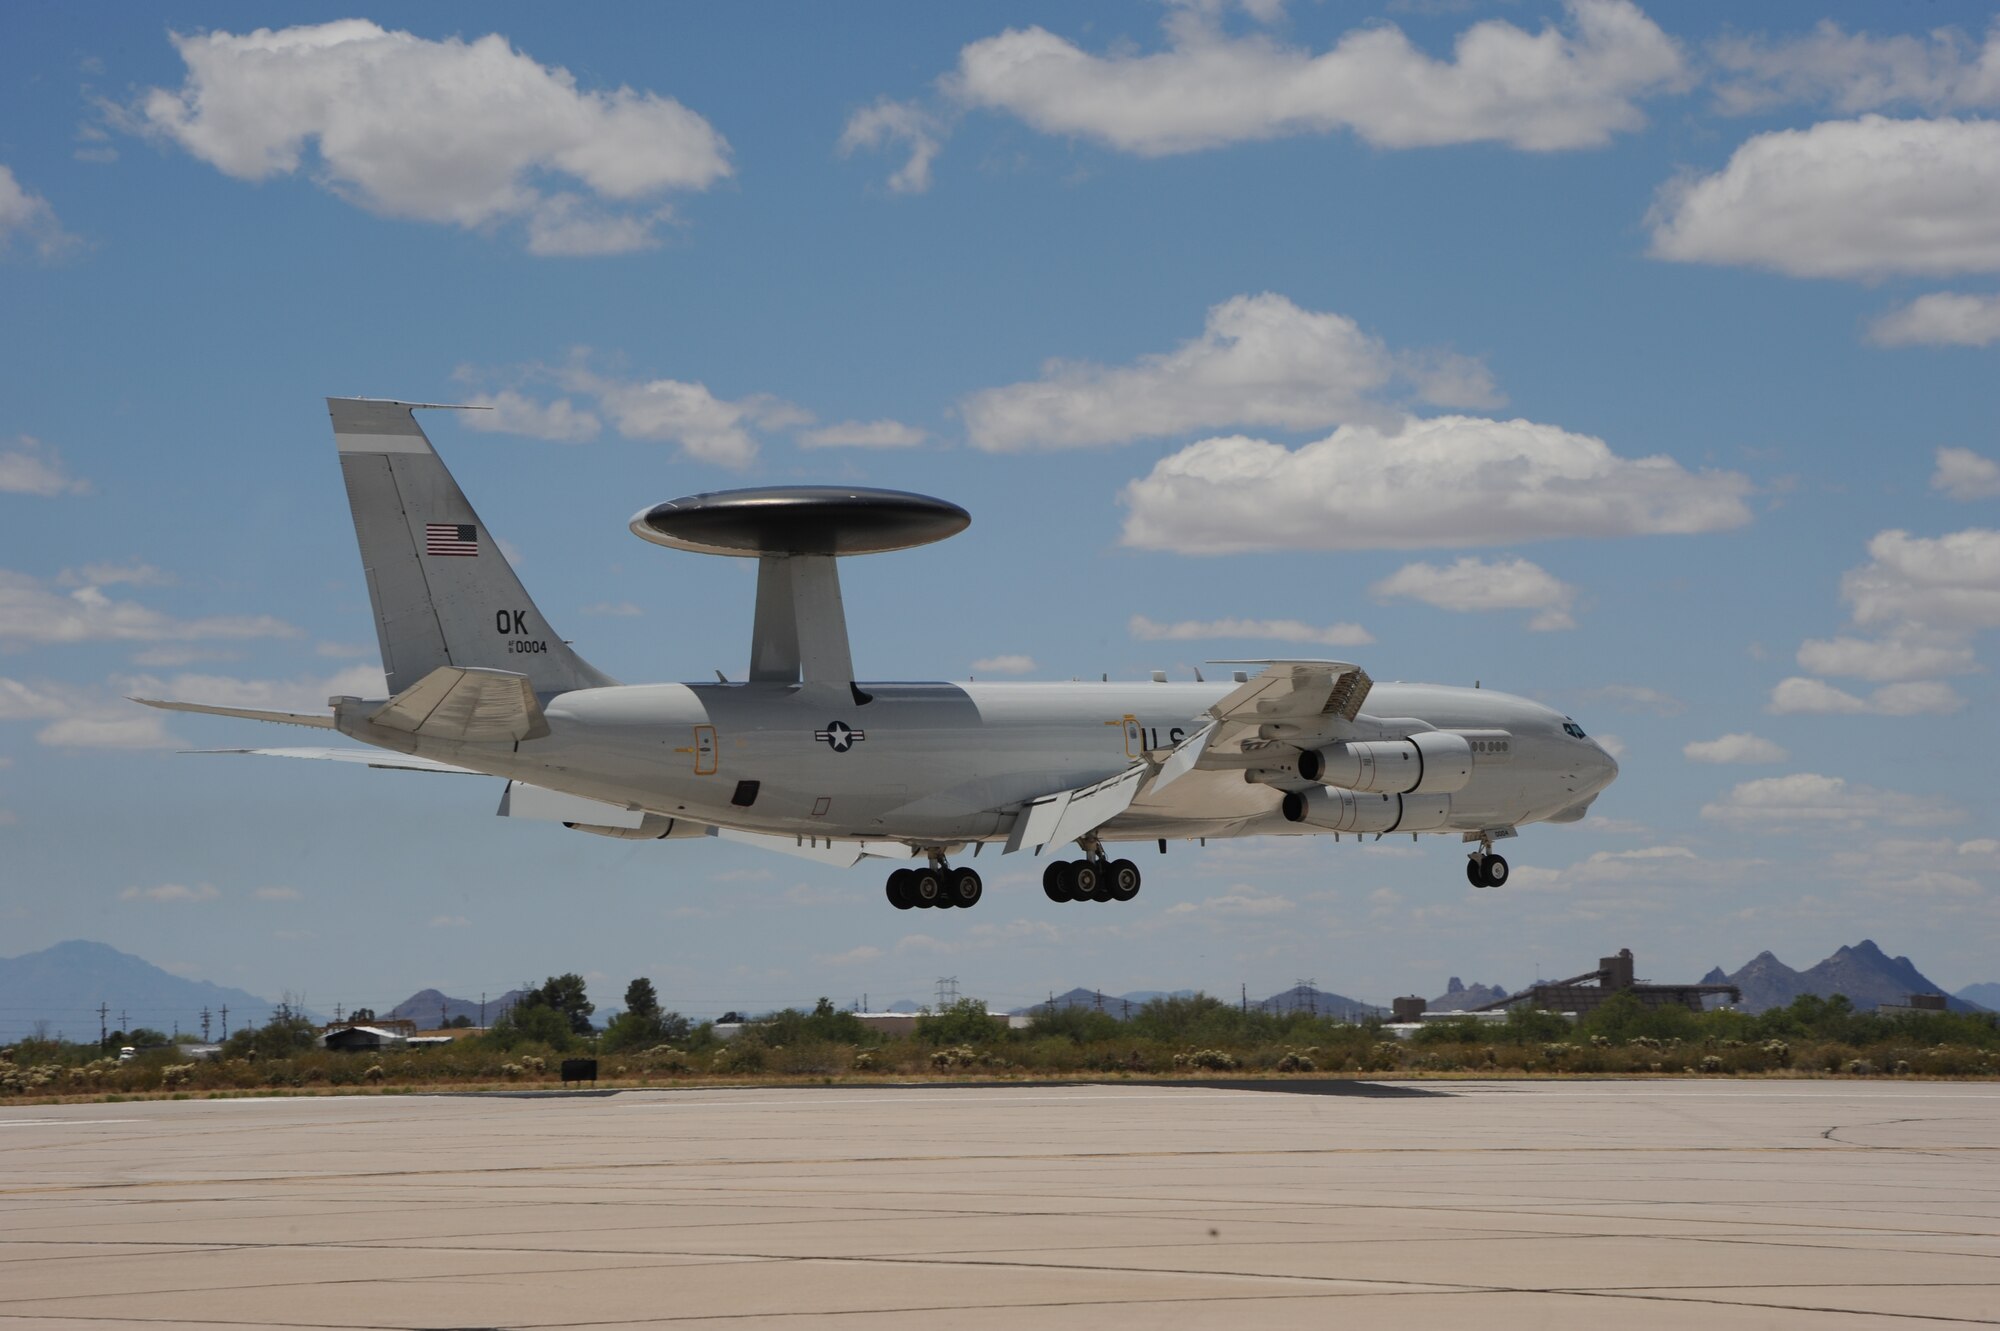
[138,399,1619,911]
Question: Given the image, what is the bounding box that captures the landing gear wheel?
[1466,858,1484,889]
[1071,860,1101,901]
[1483,854,1508,887]
[1043,861,1074,903]
[909,868,943,908]
[948,867,983,908]
[1108,858,1141,901]
[887,869,914,909]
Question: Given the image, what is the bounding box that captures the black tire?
[1485,854,1509,887]
[1108,858,1141,901]
[887,871,913,910]
[1071,860,1101,900]
[949,867,983,907]
[1466,858,1484,889]
[910,868,943,908]
[1043,861,1074,903]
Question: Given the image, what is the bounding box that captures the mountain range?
[3,938,1992,1043]
[1700,940,1984,1014]
[0,940,289,1043]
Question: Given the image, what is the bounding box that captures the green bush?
[916,998,999,1047]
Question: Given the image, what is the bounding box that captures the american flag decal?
[425,523,478,556]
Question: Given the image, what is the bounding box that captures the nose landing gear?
[1466,844,1509,889]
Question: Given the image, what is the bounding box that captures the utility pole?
[201,1007,212,1042]
[1094,989,1103,1013]
[98,1002,108,1050]
[334,1003,344,1024]
[219,1005,228,1039]
[480,993,486,1027]
[1240,983,1247,1013]
[120,1008,128,1032]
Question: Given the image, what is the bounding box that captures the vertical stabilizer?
[329,398,615,696]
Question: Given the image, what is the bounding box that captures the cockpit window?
[1562,719,1588,738]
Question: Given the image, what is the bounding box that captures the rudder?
[329,398,616,696]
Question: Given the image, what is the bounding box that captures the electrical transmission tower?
[934,976,959,1007]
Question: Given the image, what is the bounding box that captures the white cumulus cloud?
[0,437,89,496]
[1702,773,1960,829]
[797,419,927,449]
[1650,116,2000,279]
[1683,733,1788,764]
[963,294,1498,451]
[839,98,945,194]
[134,20,730,254]
[1121,415,1751,553]
[1795,635,1978,682]
[1129,614,1373,647]
[1870,292,2000,348]
[1843,528,2000,636]
[949,0,1686,156]
[970,654,1037,674]
[0,165,81,260]
[1768,676,1964,716]
[1932,447,2000,500]
[0,569,296,649]
[120,882,221,904]
[1370,556,1578,630]
[1710,20,2000,117]
[460,390,601,442]
[559,367,809,469]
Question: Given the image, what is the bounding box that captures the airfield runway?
[1,1080,1996,1328]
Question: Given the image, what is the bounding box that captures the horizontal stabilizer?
[370,666,550,743]
[186,746,478,774]
[131,698,334,729]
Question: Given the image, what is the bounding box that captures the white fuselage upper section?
[340,678,1618,847]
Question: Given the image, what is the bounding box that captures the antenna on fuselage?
[629,486,969,698]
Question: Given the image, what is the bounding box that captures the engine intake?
[1301,730,1473,795]
[1281,787,1452,834]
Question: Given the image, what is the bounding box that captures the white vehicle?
[116,1046,136,1063]
[139,399,1618,911]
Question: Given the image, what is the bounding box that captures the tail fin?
[329,398,616,696]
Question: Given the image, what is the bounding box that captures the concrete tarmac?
[1,1079,1996,1328]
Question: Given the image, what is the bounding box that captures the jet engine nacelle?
[564,814,708,841]
[1300,731,1473,795]
[1281,787,1452,834]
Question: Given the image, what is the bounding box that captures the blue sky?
[4,2,1998,1030]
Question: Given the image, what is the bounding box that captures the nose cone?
[1589,740,1620,792]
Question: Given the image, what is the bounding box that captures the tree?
[520,973,594,1036]
[915,998,997,1046]
[625,977,661,1021]
[350,1007,376,1023]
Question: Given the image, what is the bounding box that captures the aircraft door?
[693,725,717,775]
[1123,715,1143,759]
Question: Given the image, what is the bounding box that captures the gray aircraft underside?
[137,398,1619,909]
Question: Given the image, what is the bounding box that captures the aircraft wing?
[187,746,481,774]
[1204,659,1372,742]
[717,829,911,867]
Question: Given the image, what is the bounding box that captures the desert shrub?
[1028,1005,1124,1044]
[363,1065,385,1082]
[712,1041,765,1074]
[1171,1048,1238,1071]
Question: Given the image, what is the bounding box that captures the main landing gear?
[886,856,982,911]
[1466,850,1509,889]
[1042,855,1141,904]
